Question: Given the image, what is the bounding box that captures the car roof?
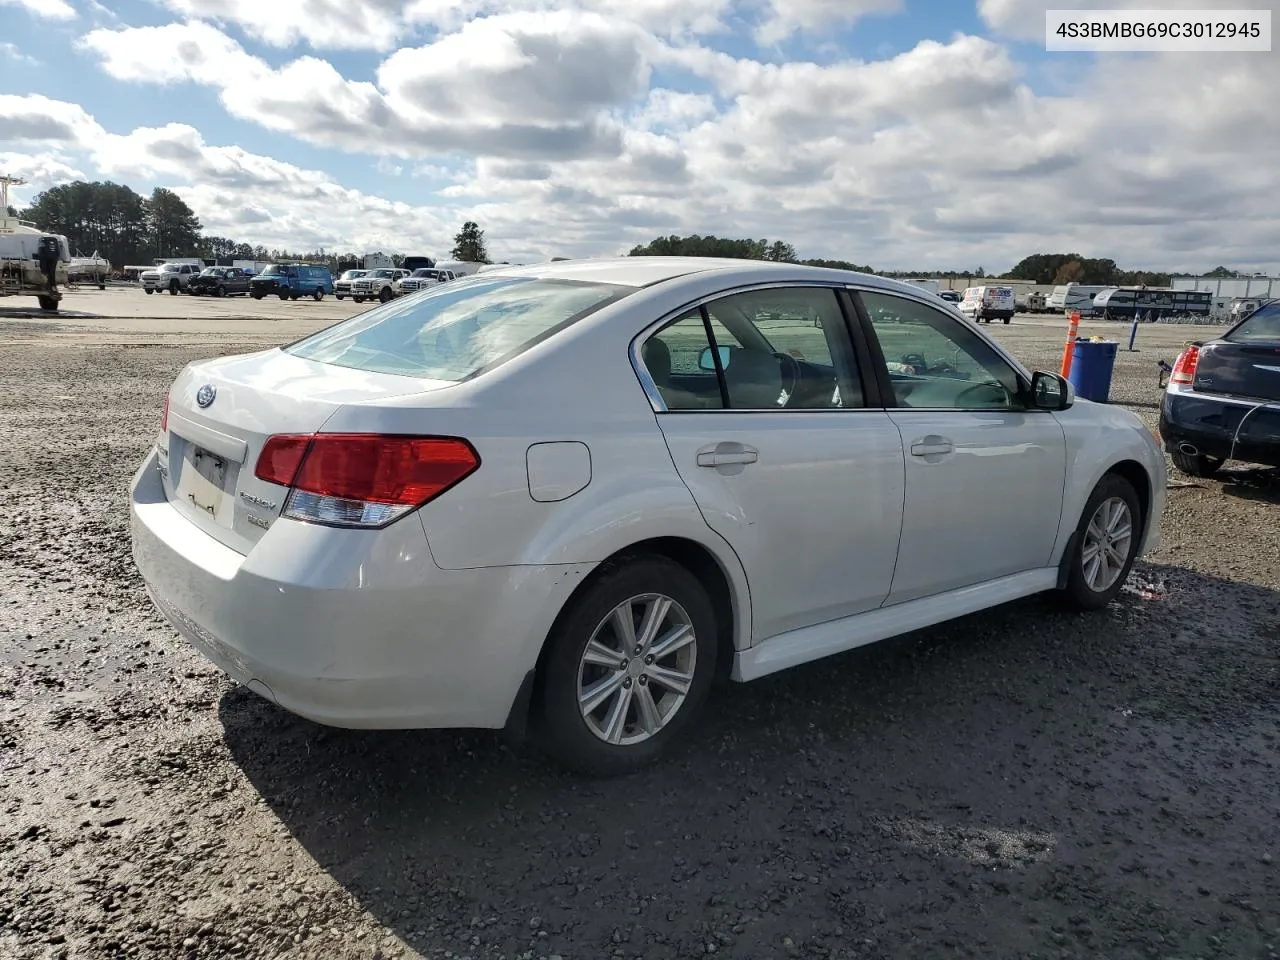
[471,256,928,296]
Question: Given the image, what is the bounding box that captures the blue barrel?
[1068,339,1119,403]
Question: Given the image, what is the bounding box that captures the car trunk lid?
[161,348,455,553]
[1193,339,1280,402]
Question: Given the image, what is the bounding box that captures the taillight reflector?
[253,433,480,528]
[1169,345,1199,385]
[161,394,169,433]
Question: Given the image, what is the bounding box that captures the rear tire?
[279,291,290,300]
[1171,449,1224,477]
[537,556,718,776]
[354,297,365,303]
[1002,317,1011,324]
[336,294,344,300]
[216,285,226,297]
[37,295,58,312]
[1059,473,1141,610]
[313,287,323,301]
[251,292,263,300]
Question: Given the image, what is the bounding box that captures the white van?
[958,285,1016,324]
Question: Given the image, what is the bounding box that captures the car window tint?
[703,288,863,409]
[860,291,1022,410]
[641,311,725,410]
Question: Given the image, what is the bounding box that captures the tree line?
[629,236,1222,286]
[15,180,491,273]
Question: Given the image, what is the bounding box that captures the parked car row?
[334,264,475,303]
[142,259,494,304]
[140,263,335,300]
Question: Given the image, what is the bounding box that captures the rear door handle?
[910,436,954,457]
[696,442,759,467]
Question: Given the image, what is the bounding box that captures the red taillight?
[253,433,480,528]
[161,394,169,433]
[294,434,479,505]
[1169,345,1199,385]
[255,434,311,486]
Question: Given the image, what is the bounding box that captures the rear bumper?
[129,450,574,729]
[1159,389,1280,467]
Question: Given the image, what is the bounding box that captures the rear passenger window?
[641,312,725,410]
[640,287,864,411]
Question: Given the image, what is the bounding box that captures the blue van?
[249,263,335,301]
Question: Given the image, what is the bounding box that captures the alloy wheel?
[1081,496,1133,592]
[576,593,697,746]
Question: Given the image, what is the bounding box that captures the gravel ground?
[2,300,1279,960]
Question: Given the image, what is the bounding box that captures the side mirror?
[698,345,731,371]
[1030,370,1073,410]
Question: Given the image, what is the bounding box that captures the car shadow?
[1220,466,1280,505]
[219,561,1280,959]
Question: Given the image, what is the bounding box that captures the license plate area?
[175,444,236,527]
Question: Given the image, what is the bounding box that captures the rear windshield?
[1227,303,1280,342]
[285,277,631,381]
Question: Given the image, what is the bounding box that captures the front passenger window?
[860,291,1022,410]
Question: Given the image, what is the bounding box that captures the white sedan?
[130,258,1165,774]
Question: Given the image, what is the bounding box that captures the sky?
[0,0,1277,272]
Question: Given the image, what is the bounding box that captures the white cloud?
[80,20,266,85]
[81,14,656,161]
[157,0,406,50]
[15,8,1280,272]
[0,0,75,20]
[0,41,39,63]
[755,0,901,44]
[405,0,732,38]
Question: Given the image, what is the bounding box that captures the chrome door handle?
[696,443,759,467]
[910,436,954,457]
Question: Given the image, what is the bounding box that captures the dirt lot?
[1,288,1278,960]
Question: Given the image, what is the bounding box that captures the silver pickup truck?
[141,262,202,295]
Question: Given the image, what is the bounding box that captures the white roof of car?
[473,256,919,294]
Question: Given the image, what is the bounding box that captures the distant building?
[1172,275,1280,300]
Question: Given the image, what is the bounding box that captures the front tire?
[378,287,392,303]
[1171,449,1223,478]
[1060,473,1141,610]
[145,288,154,295]
[169,282,179,296]
[537,556,718,776]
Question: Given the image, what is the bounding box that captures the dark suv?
[188,267,251,297]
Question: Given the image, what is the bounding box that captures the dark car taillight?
[255,433,480,528]
[1169,346,1199,385]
